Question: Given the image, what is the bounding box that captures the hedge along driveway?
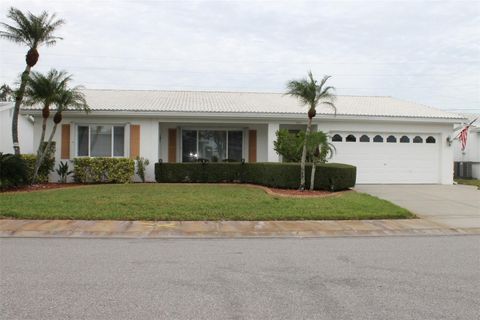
[0,184,413,221]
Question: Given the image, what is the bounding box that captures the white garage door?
[331,133,440,184]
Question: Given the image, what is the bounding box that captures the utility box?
[454,161,473,179]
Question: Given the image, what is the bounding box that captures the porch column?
[267,122,280,162]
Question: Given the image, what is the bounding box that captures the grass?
[0,184,413,221]
[455,179,480,189]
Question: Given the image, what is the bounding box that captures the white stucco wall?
[0,104,34,154]
[31,114,456,184]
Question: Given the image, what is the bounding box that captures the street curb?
[1,219,478,239]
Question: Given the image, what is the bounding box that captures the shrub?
[73,157,135,183]
[155,162,356,191]
[135,156,150,182]
[20,142,56,184]
[0,153,29,190]
[274,129,304,162]
[56,161,73,183]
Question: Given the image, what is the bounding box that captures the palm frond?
[23,69,72,107]
[0,7,64,48]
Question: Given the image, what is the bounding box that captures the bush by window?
[373,135,383,143]
[426,136,436,143]
[359,135,370,142]
[73,157,134,183]
[400,136,410,143]
[346,134,356,142]
[413,136,423,143]
[332,134,342,142]
[387,135,397,143]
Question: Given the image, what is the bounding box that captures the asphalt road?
[1,236,479,320]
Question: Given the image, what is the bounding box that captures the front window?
[182,129,243,162]
[77,125,125,157]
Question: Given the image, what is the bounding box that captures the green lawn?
[455,179,480,189]
[0,184,413,221]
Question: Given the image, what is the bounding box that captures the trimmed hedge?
[155,162,356,191]
[73,157,135,183]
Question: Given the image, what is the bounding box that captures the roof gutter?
[21,109,466,124]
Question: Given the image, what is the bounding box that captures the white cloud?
[0,0,478,111]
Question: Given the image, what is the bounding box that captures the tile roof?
[22,89,463,119]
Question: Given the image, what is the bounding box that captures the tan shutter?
[168,128,177,163]
[60,124,70,159]
[130,125,140,159]
[248,130,257,163]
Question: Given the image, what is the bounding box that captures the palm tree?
[0,7,64,155]
[286,71,336,190]
[0,84,13,101]
[33,85,89,183]
[24,69,71,183]
[305,131,335,190]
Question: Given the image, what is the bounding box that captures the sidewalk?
[1,219,479,238]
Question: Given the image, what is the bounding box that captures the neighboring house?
[0,102,34,154]
[453,113,480,179]
[20,89,464,184]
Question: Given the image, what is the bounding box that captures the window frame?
[331,134,343,142]
[386,135,397,143]
[413,136,423,143]
[180,127,245,162]
[76,124,127,158]
[345,134,357,142]
[359,135,370,142]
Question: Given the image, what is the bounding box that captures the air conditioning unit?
[454,161,473,179]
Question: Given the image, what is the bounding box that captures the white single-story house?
[453,113,480,179]
[0,101,34,154]
[20,89,464,184]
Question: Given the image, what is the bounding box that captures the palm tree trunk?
[310,161,316,191]
[12,65,32,155]
[32,123,58,184]
[300,117,312,190]
[31,106,50,184]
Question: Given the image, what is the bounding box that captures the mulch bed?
[263,187,347,198]
[1,183,84,193]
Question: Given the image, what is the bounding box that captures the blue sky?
[1,0,479,112]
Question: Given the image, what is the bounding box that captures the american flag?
[458,126,469,151]
[457,117,478,151]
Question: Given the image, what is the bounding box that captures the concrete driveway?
[355,184,480,229]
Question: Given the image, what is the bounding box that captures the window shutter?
[168,128,177,163]
[130,125,140,159]
[60,124,70,159]
[248,130,257,163]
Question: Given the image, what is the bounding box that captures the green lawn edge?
[0,184,414,221]
[455,179,480,189]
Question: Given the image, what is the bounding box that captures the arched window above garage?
[373,135,383,143]
[346,134,356,142]
[426,136,436,143]
[400,136,410,143]
[413,136,423,143]
[332,134,342,142]
[387,135,397,143]
[360,135,370,142]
